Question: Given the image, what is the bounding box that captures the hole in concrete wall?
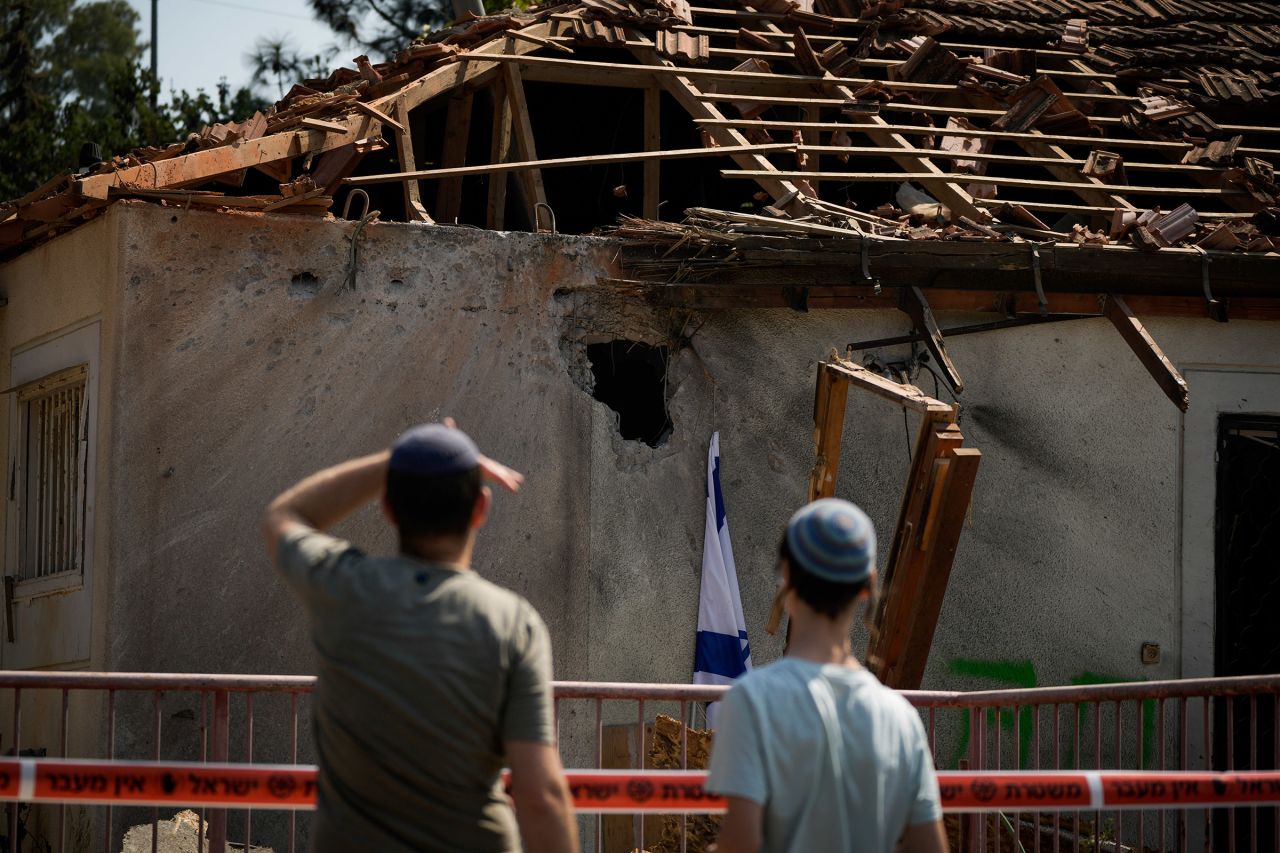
[587,340,673,447]
[288,272,321,298]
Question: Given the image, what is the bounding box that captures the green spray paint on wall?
[947,659,1158,770]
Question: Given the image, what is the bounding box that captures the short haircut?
[779,536,868,619]
[385,466,482,542]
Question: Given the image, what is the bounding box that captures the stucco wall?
[93,202,1280,693]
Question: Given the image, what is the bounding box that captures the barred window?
[14,364,88,580]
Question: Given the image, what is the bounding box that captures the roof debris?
[1,0,1277,266]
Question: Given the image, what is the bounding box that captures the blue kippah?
[785,498,876,584]
[388,424,480,476]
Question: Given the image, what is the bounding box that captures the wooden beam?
[643,87,661,220]
[299,117,349,134]
[889,446,981,688]
[832,115,980,223]
[74,117,374,200]
[346,143,795,184]
[721,169,1252,198]
[1016,131,1137,214]
[800,105,820,196]
[352,100,403,135]
[901,287,964,394]
[797,145,1231,174]
[972,197,1254,219]
[487,76,514,230]
[503,63,547,226]
[435,92,474,223]
[823,359,954,415]
[627,36,808,216]
[390,20,565,112]
[870,416,962,687]
[808,362,851,502]
[507,27,574,53]
[393,95,432,223]
[698,119,1280,159]
[607,280,1280,319]
[476,51,1144,104]
[1104,294,1190,411]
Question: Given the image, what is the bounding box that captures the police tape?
[4,759,1280,813]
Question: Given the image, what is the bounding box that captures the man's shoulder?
[451,572,545,628]
[725,658,806,698]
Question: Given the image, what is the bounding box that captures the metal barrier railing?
[2,671,1277,853]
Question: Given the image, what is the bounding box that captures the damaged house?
[0,0,1278,846]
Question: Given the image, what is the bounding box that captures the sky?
[123,0,369,100]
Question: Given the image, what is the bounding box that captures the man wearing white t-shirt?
[706,499,948,853]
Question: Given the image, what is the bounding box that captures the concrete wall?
[86,203,1280,692]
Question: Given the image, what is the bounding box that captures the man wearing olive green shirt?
[263,421,578,853]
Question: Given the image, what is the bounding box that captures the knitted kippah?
[388,424,480,476]
[785,498,876,584]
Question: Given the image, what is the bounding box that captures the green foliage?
[0,0,266,202]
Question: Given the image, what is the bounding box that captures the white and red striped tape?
[6,759,1280,813]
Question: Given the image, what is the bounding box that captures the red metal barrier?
[1,671,1278,853]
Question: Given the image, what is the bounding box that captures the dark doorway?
[587,340,673,448]
[1213,415,1280,850]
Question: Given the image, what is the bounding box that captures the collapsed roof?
[5,0,1280,245]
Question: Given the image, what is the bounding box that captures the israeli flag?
[694,433,751,722]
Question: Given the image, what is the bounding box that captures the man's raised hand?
[442,417,524,493]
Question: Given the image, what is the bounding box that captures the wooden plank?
[1104,294,1190,411]
[1016,131,1136,213]
[507,27,575,53]
[836,114,990,222]
[74,117,373,200]
[698,119,1280,159]
[800,105,820,196]
[393,20,564,112]
[352,100,404,134]
[299,117,349,134]
[346,143,795,184]
[262,187,328,212]
[477,51,1143,103]
[798,145,1231,174]
[823,359,953,415]
[808,363,851,502]
[870,418,961,686]
[488,76,514,230]
[643,87,661,220]
[393,95,432,223]
[435,92,474,223]
[627,36,807,216]
[889,446,981,689]
[612,280,1280,319]
[901,287,964,395]
[503,63,547,225]
[972,198,1255,219]
[721,169,1252,197]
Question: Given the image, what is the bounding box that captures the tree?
[309,0,452,58]
[0,0,266,201]
[246,35,338,97]
[307,0,527,58]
